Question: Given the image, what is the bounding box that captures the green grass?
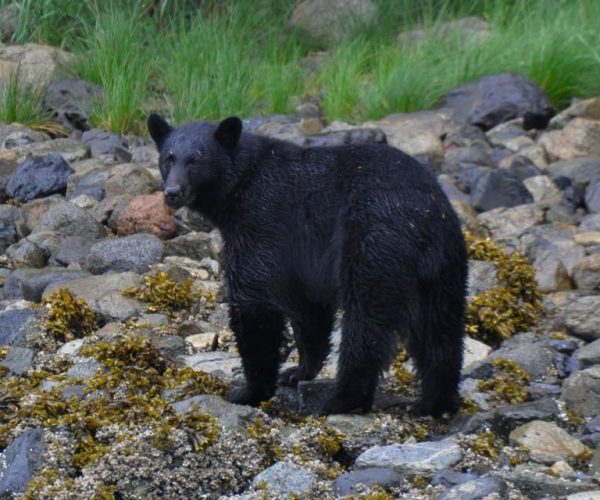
[1,0,600,134]
[0,69,49,126]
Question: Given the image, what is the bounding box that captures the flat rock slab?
[0,429,45,495]
[355,437,463,474]
[509,420,588,463]
[43,272,146,322]
[0,307,39,346]
[85,233,165,274]
[172,394,257,430]
[179,351,242,381]
[251,461,317,497]
[12,138,90,164]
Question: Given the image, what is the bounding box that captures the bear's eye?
[164,151,175,167]
[185,153,200,169]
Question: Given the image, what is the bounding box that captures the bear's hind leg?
[229,305,285,407]
[408,285,464,417]
[278,303,334,387]
[321,301,397,414]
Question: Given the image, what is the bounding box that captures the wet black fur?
[148,113,468,417]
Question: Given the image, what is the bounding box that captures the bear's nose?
[164,185,182,202]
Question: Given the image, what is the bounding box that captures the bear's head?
[147,114,242,209]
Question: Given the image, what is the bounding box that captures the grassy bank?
[1,0,600,134]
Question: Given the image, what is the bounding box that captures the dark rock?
[0,308,39,346]
[470,169,533,212]
[333,468,404,496]
[0,346,35,374]
[68,168,108,201]
[505,155,542,181]
[3,267,92,302]
[6,154,74,202]
[85,233,165,274]
[297,378,337,415]
[81,128,131,161]
[438,476,507,500]
[0,429,45,496]
[43,78,104,131]
[439,73,554,131]
[491,398,561,438]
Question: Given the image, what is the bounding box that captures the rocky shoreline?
[1,40,600,499]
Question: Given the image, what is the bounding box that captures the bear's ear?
[214,116,242,151]
[147,113,172,148]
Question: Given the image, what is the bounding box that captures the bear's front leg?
[228,305,285,407]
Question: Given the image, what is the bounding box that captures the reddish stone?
[116,192,177,240]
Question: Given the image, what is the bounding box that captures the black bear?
[148,114,468,417]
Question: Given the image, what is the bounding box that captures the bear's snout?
[164,185,184,207]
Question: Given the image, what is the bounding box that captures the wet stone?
[6,154,74,202]
[0,307,39,346]
[0,346,35,374]
[251,461,317,497]
[333,467,404,496]
[355,438,463,474]
[0,429,45,496]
